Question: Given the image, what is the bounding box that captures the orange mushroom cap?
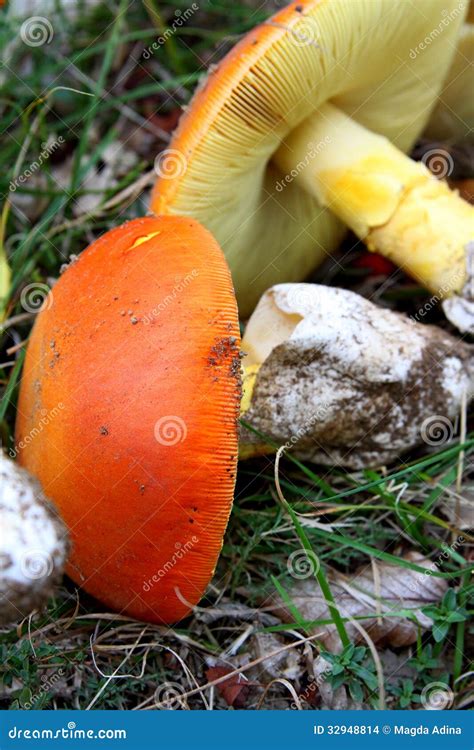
[15,216,241,624]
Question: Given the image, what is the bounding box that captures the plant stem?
[274,447,351,650]
[453,570,470,682]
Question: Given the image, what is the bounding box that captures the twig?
[137,631,325,710]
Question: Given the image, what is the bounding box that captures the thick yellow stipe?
[239,363,273,459]
[240,364,260,414]
[368,179,472,294]
[275,103,474,299]
[318,149,427,239]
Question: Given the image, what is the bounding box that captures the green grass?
[0,0,473,711]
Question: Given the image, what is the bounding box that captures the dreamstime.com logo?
[154,415,187,446]
[421,682,454,710]
[154,148,187,179]
[20,16,54,46]
[420,415,457,446]
[421,148,454,179]
[8,723,127,740]
[287,549,320,579]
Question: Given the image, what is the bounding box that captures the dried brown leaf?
[251,632,301,682]
[205,666,250,708]
[265,554,448,652]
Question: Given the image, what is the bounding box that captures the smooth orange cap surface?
[16,216,241,623]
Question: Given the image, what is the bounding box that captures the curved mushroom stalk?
[0,453,69,625]
[274,104,474,329]
[240,284,474,468]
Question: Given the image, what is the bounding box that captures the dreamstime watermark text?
[8,723,126,740]
[143,4,199,59]
[409,2,466,59]
[275,137,332,192]
[143,536,199,591]
[9,137,64,192]
[9,403,65,458]
[143,270,198,324]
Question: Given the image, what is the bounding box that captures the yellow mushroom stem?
[274,103,474,298]
[240,363,273,459]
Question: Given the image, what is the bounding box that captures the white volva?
[0,453,69,624]
[241,284,474,468]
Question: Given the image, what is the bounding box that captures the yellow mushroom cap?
[151,0,467,316]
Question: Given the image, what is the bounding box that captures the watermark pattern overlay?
[142,270,198,325]
[20,16,54,47]
[154,416,187,446]
[289,664,332,709]
[20,282,53,314]
[421,148,454,179]
[424,536,465,578]
[9,403,65,458]
[420,681,454,710]
[142,4,199,58]
[20,549,54,581]
[2,0,472,724]
[275,137,331,192]
[143,537,198,592]
[287,17,321,48]
[9,137,64,192]
[154,148,187,179]
[287,549,320,579]
[154,681,186,709]
[410,268,464,323]
[420,415,456,446]
[408,2,466,59]
[21,669,65,710]
[283,403,331,451]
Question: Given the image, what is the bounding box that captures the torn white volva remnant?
[241,284,474,468]
[0,453,69,625]
[442,241,474,334]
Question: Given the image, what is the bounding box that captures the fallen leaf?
[441,488,474,529]
[265,553,448,652]
[205,666,250,708]
[313,655,348,709]
[251,632,301,682]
